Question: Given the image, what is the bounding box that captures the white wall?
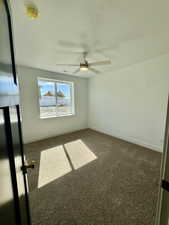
[18,66,88,144]
[88,54,169,152]
[18,55,169,151]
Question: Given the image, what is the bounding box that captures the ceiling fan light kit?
[80,67,88,71]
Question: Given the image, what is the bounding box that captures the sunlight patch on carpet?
[38,146,72,188]
[64,139,97,170]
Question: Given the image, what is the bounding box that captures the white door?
[156,97,169,225]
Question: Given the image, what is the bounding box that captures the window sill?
[40,113,75,119]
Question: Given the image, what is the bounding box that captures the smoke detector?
[26,3,39,19]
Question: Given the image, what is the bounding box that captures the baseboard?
[23,127,89,144]
[89,126,163,153]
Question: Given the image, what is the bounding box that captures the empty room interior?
[3,0,169,225]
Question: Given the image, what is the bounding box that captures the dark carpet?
[25,129,162,225]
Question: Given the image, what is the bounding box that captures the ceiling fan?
[56,52,111,74]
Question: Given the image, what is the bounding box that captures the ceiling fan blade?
[56,64,79,66]
[95,43,119,52]
[88,67,100,74]
[58,40,89,52]
[58,40,82,48]
[55,49,84,54]
[88,60,111,66]
[74,68,80,74]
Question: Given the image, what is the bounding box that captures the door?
[156,97,169,225]
[0,0,32,225]
[0,106,31,225]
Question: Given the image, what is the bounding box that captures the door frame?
[1,0,32,224]
[3,0,17,84]
[156,96,169,225]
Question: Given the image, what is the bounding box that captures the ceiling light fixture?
[80,66,89,71]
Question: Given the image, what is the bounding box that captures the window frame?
[37,77,75,119]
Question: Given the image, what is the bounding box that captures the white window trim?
[37,77,75,119]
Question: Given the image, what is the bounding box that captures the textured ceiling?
[9,0,169,78]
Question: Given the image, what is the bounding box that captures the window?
[38,78,74,118]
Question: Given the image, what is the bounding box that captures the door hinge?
[162,180,169,192]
